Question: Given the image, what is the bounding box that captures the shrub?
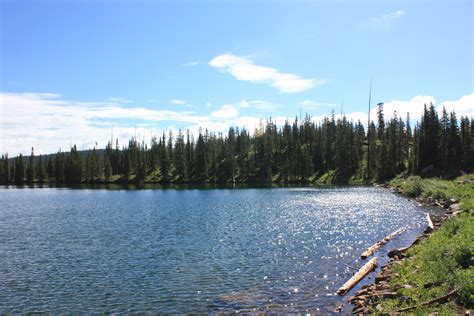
[403,176,424,197]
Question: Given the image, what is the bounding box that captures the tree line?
[1,104,472,185]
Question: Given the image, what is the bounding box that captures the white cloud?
[170,99,186,104]
[347,94,473,127]
[369,10,405,27]
[240,99,250,108]
[345,112,369,124]
[0,93,288,156]
[209,53,325,93]
[0,92,210,155]
[377,95,436,121]
[341,95,436,126]
[437,93,474,118]
[211,104,239,119]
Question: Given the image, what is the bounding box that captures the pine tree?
[405,112,413,173]
[1,154,9,184]
[446,111,461,172]
[104,155,112,181]
[65,145,83,184]
[54,151,65,183]
[375,104,388,181]
[0,155,5,184]
[418,104,440,172]
[159,133,170,182]
[122,150,131,181]
[112,139,121,175]
[15,154,26,183]
[26,147,35,183]
[194,132,207,182]
[366,121,377,180]
[37,155,46,183]
[439,107,449,170]
[376,103,385,140]
[174,129,187,181]
[47,156,54,181]
[460,117,473,170]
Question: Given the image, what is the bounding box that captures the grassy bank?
[371,175,474,314]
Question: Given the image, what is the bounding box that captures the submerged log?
[337,257,378,295]
[361,227,407,259]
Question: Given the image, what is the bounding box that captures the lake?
[0,186,430,313]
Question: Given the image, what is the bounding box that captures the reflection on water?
[0,186,428,313]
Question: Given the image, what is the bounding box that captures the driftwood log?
[395,289,457,312]
[361,227,407,259]
[387,246,410,258]
[336,257,378,295]
[426,213,435,232]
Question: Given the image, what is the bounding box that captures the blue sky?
[0,0,473,155]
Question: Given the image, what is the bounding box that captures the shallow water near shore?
[0,186,434,313]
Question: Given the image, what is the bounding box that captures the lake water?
[0,186,431,313]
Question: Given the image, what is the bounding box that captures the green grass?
[372,175,474,313]
[390,174,474,210]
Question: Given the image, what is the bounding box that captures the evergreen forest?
[1,104,473,185]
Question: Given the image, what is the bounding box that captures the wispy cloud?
[368,10,405,27]
[299,100,337,110]
[170,99,200,109]
[107,97,133,103]
[170,99,186,104]
[239,99,281,111]
[182,61,204,67]
[209,53,325,93]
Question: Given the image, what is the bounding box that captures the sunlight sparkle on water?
[0,186,428,314]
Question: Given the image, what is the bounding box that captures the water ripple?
[0,186,429,313]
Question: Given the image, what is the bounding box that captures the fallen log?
[387,246,410,258]
[425,213,435,232]
[395,289,457,312]
[336,257,378,295]
[361,227,407,259]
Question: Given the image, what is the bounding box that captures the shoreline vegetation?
[345,175,473,314]
[1,105,473,186]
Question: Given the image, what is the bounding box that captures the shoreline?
[344,182,467,314]
[0,181,370,190]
